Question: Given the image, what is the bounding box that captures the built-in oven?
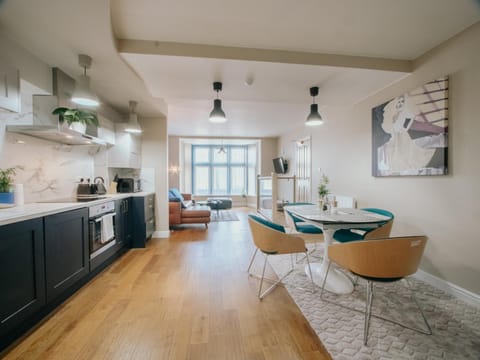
[89,201,116,261]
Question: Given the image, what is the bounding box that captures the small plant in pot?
[0,167,16,206]
[52,107,99,134]
[317,174,329,210]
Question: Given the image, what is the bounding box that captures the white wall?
[140,117,169,234]
[278,22,480,295]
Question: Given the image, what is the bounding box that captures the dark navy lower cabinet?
[115,197,132,250]
[132,193,155,248]
[44,208,89,302]
[0,218,45,339]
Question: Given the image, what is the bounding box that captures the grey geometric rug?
[267,247,480,359]
[210,210,239,222]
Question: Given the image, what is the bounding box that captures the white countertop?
[0,192,154,226]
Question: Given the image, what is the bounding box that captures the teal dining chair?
[333,208,394,243]
[284,203,324,259]
[284,202,323,235]
[247,214,315,299]
[321,235,431,345]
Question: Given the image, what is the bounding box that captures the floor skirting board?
[152,230,170,238]
[414,269,480,308]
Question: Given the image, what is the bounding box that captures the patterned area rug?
[267,247,480,359]
[210,210,239,222]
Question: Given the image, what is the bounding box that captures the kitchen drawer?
[144,194,155,219]
[146,216,155,239]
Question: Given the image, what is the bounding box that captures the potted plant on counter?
[0,167,16,208]
[52,107,99,134]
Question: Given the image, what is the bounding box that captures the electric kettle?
[94,176,107,195]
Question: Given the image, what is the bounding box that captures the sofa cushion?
[169,188,187,208]
[169,188,184,201]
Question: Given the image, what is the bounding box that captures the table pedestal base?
[305,262,353,294]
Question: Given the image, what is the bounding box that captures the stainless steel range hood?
[7,68,106,146]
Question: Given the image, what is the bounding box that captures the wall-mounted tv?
[273,157,288,174]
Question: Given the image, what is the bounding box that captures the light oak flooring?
[3,209,331,360]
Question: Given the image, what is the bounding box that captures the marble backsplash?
[0,127,100,203]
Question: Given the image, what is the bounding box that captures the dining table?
[284,205,391,294]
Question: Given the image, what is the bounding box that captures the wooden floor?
[3,209,331,360]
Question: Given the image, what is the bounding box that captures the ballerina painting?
[372,77,448,177]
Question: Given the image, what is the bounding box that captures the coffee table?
[197,200,220,215]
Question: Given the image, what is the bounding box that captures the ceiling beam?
[117,39,412,73]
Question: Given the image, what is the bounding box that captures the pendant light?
[305,86,323,126]
[125,100,142,134]
[71,54,99,107]
[209,82,227,123]
[217,139,226,154]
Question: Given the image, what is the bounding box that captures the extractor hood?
[7,68,107,146]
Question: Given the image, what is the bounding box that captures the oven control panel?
[89,201,115,218]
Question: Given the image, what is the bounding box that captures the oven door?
[89,212,116,259]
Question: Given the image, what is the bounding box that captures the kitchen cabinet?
[0,219,45,339]
[44,208,89,302]
[107,128,141,168]
[115,198,132,250]
[132,193,156,248]
[97,114,116,146]
[0,62,20,112]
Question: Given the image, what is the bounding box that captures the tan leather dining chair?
[322,236,432,345]
[247,214,315,300]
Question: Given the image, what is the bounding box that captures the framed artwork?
[372,77,448,177]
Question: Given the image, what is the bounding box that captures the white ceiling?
[1,0,479,137]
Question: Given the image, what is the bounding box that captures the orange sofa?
[169,193,211,228]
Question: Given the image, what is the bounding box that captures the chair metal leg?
[403,278,432,335]
[257,255,295,300]
[258,254,269,299]
[318,272,432,345]
[305,251,316,294]
[247,248,258,274]
[364,281,374,345]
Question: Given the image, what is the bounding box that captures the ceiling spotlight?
[71,54,100,107]
[125,100,142,134]
[209,82,227,123]
[305,86,324,126]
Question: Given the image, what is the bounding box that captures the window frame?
[191,144,250,195]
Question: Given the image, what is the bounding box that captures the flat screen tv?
[273,157,288,174]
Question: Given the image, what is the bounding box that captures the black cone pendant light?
[305,86,323,126]
[209,82,227,123]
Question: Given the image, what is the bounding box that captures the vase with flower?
[0,167,16,208]
[317,174,329,211]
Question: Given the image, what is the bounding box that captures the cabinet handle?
[125,200,128,212]
[149,205,153,208]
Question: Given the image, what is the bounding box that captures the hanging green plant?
[52,107,99,127]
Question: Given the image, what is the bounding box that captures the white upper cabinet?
[97,114,116,145]
[107,126,142,169]
[0,62,20,112]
